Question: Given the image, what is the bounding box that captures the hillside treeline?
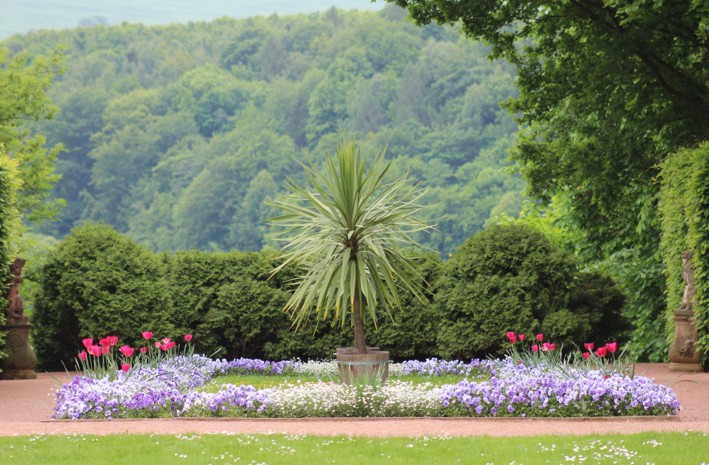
[4,5,523,255]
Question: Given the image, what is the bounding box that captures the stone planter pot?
[335,347,390,385]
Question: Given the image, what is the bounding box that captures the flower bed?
[53,355,680,420]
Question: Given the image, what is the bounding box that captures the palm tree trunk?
[352,282,367,354]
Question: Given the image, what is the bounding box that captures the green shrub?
[435,224,578,359]
[32,224,173,369]
[659,143,709,368]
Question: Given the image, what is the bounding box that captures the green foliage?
[659,143,709,367]
[32,224,173,369]
[269,140,430,353]
[163,249,292,359]
[0,151,21,360]
[389,0,707,361]
[0,47,65,224]
[435,224,626,359]
[6,10,521,256]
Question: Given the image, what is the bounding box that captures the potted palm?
[270,140,430,384]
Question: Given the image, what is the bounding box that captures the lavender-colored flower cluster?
[215,358,299,376]
[439,363,680,417]
[53,354,282,419]
[53,355,680,420]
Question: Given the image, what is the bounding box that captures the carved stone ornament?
[669,251,703,372]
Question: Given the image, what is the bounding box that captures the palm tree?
[270,140,430,354]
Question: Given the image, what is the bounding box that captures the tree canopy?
[5,7,524,256]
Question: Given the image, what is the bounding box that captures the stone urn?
[335,347,390,385]
[1,258,37,380]
[668,251,703,372]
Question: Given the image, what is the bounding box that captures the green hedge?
[0,152,22,363]
[659,143,709,368]
[435,224,627,359]
[32,224,174,369]
[32,223,626,367]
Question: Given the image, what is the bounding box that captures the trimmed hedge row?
[32,223,628,369]
[659,142,709,368]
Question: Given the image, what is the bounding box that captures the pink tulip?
[82,338,94,350]
[99,337,111,348]
[184,334,193,342]
[535,333,544,342]
[605,342,618,353]
[142,331,153,340]
[108,335,119,346]
[90,345,103,357]
[531,344,539,353]
[121,363,130,373]
[119,345,135,357]
[140,346,149,354]
[584,342,595,352]
[78,351,88,362]
[160,344,169,351]
[101,345,110,355]
[518,334,525,341]
[548,343,556,352]
[154,341,162,348]
[506,331,517,344]
[167,341,176,349]
[583,352,590,360]
[161,337,171,344]
[595,347,608,357]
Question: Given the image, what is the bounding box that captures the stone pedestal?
[1,323,37,379]
[668,308,702,372]
[1,258,37,380]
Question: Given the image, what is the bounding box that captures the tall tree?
[385,0,708,241]
[0,47,65,224]
[387,0,709,361]
[270,141,430,354]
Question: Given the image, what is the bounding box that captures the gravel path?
[0,363,706,437]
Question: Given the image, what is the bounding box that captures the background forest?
[5,6,523,256]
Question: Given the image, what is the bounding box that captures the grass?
[200,373,472,392]
[1,432,706,464]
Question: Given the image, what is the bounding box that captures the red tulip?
[507,332,517,344]
[99,337,111,348]
[142,331,153,340]
[140,346,149,354]
[119,345,135,357]
[108,335,119,346]
[535,333,544,342]
[548,343,556,352]
[518,334,525,341]
[90,345,103,357]
[121,363,130,373]
[167,341,176,349]
[78,351,88,362]
[101,345,110,355]
[583,352,590,360]
[584,342,595,352]
[160,344,169,351]
[184,334,193,342]
[595,347,608,357]
[82,338,94,350]
[531,344,539,353]
[605,342,618,353]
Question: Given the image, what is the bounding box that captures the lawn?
[1,432,707,465]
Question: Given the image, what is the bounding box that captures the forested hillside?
[4,5,523,255]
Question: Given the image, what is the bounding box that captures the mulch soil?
[0,363,706,437]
